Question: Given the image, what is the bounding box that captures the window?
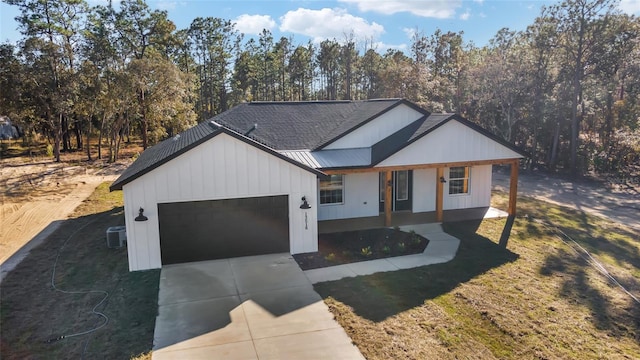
[320,174,344,204]
[449,167,470,195]
[396,170,409,200]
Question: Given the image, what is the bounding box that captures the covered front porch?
[318,206,508,234]
[323,158,520,229]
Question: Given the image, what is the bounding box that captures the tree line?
[1,0,638,177]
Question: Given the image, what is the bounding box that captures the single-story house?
[111,99,525,271]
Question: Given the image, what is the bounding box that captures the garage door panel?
[158,195,289,265]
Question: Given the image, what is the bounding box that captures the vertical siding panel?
[155,167,168,202]
[213,139,225,196]
[258,152,269,194]
[247,147,259,195]
[191,147,204,199]
[179,159,191,199]
[279,161,291,193]
[236,142,249,195]
[413,169,436,212]
[166,164,180,202]
[202,141,216,196]
[224,136,238,196]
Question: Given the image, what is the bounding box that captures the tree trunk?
[86,117,92,161]
[74,122,82,150]
[98,114,105,160]
[549,121,561,170]
[54,113,62,162]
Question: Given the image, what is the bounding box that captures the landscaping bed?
[294,228,428,270]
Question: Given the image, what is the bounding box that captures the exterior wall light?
[135,207,148,222]
[440,176,447,183]
[300,196,311,209]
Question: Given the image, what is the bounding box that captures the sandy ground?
[0,158,126,281]
[493,170,640,231]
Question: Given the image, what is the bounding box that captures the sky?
[1,0,640,52]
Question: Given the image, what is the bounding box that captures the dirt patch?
[0,155,131,274]
[0,183,159,359]
[294,228,428,270]
[492,169,640,231]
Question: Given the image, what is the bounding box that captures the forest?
[0,0,638,179]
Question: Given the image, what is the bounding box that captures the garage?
[158,195,289,265]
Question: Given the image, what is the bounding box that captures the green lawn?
[315,193,640,359]
[0,183,160,360]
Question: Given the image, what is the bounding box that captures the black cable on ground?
[533,217,640,305]
[45,218,110,344]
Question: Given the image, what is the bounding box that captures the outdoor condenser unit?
[106,226,127,248]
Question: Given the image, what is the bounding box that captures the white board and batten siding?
[123,132,318,271]
[376,120,523,167]
[317,172,379,221]
[318,164,491,221]
[324,104,423,150]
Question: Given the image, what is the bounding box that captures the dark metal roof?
[109,121,326,191]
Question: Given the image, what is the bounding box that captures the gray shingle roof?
[213,99,421,150]
[109,121,326,191]
[110,99,526,191]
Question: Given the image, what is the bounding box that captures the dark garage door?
[158,195,289,265]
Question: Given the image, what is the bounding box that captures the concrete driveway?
[152,253,364,360]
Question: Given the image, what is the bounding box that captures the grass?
[0,183,160,360]
[315,192,640,359]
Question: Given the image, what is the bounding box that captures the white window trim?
[319,174,345,206]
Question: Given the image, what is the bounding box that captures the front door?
[379,170,413,212]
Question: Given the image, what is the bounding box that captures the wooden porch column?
[508,159,519,216]
[436,167,444,222]
[384,171,392,226]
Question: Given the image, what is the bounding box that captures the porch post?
[436,167,444,222]
[384,171,392,226]
[508,159,519,216]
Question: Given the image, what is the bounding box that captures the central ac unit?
[106,226,127,248]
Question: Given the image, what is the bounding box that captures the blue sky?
[2,0,640,52]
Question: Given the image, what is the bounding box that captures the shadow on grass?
[0,207,159,360]
[314,221,519,323]
[540,244,640,337]
[516,195,640,338]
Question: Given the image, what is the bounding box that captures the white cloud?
[234,14,276,35]
[375,41,407,53]
[619,0,640,14]
[459,9,470,20]
[473,0,484,4]
[156,1,177,10]
[402,27,417,39]
[339,0,462,19]
[280,8,384,42]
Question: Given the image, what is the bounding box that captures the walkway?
[304,223,461,284]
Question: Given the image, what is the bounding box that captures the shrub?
[360,246,372,257]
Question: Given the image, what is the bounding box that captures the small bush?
[361,246,372,257]
[325,253,336,262]
[382,246,391,254]
[46,144,53,157]
[397,242,406,251]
